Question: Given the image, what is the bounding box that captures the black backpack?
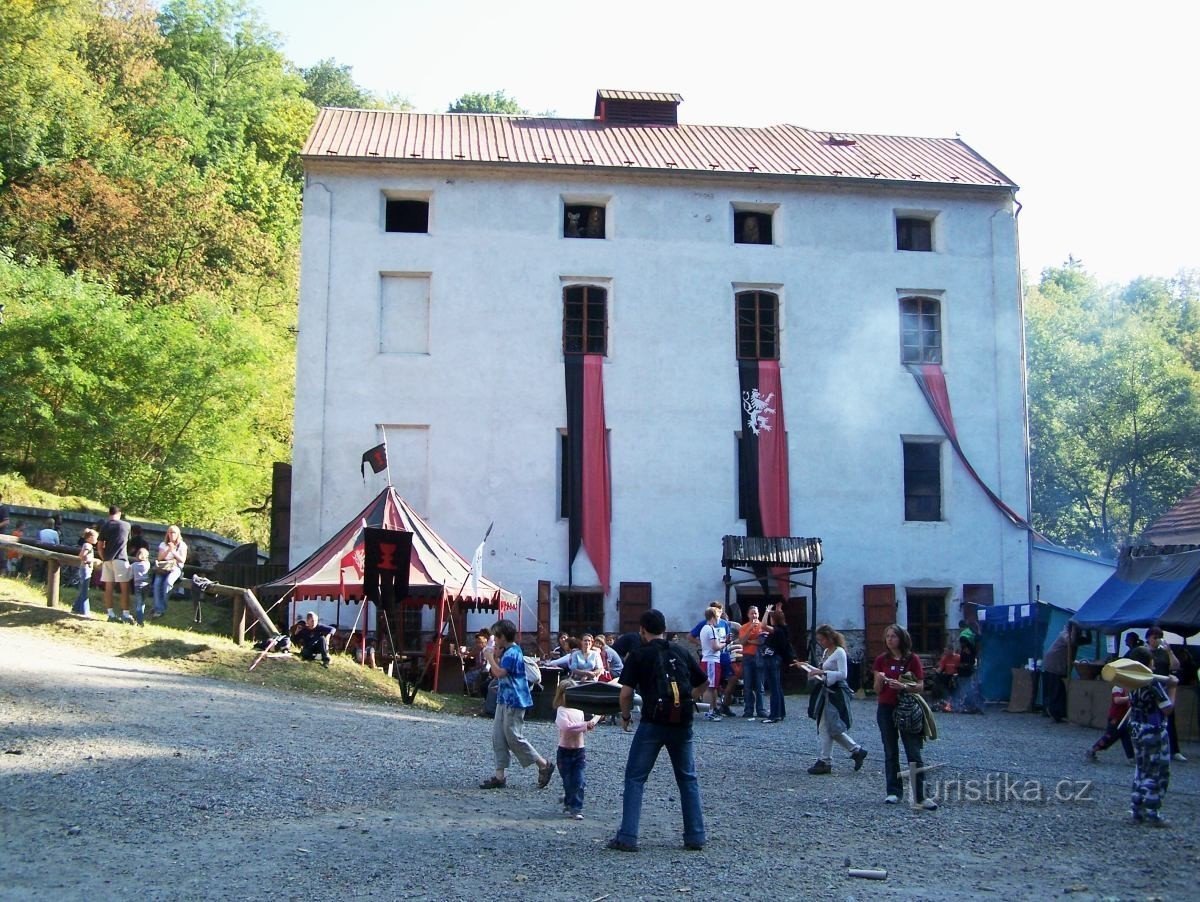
[645,641,694,725]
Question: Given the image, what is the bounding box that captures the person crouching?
[293,612,334,667]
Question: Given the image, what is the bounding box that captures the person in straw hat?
[1123,645,1178,826]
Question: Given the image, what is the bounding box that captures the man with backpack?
[608,609,708,853]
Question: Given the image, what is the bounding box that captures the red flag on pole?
[361,443,387,480]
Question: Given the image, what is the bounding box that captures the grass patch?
[0,576,477,715]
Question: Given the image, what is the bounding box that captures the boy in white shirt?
[698,606,727,722]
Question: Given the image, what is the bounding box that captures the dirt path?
[2,632,1198,900]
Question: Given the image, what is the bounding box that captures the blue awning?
[1071,547,1200,636]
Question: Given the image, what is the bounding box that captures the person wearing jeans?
[874,623,936,810]
[759,605,796,722]
[609,609,708,852]
[739,606,768,720]
[151,525,188,618]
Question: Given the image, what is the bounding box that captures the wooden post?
[46,560,60,608]
[231,592,247,645]
[239,588,280,639]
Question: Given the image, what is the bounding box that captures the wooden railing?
[0,534,279,645]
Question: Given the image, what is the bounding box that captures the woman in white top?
[151,525,188,618]
[805,624,868,775]
[566,634,604,682]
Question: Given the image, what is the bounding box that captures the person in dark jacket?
[607,608,708,853]
[760,605,798,723]
[292,612,335,667]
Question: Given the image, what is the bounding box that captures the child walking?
[1085,684,1133,763]
[130,548,151,626]
[553,680,601,819]
[72,529,98,617]
[1126,646,1177,826]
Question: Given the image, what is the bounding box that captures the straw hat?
[1101,657,1161,690]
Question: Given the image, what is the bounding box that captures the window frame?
[733,209,774,245]
[899,295,942,365]
[895,209,937,252]
[903,438,943,522]
[383,195,431,234]
[735,289,780,361]
[558,589,604,637]
[905,588,948,655]
[563,202,607,239]
[562,284,608,356]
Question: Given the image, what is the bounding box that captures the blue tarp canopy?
[1071,547,1200,638]
[977,601,1074,700]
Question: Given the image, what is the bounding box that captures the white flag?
[470,540,484,599]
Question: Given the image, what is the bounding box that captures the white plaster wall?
[1031,545,1116,613]
[293,162,1029,634]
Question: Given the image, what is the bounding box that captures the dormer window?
[734,210,773,245]
[385,198,429,233]
[564,204,606,239]
[896,213,935,251]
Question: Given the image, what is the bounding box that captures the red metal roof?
[302,107,1016,189]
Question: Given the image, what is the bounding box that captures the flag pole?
[381,428,392,487]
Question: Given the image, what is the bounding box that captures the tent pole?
[432,595,446,692]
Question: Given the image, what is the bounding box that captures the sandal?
[537,762,555,788]
[479,776,507,789]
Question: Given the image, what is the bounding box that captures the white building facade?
[292,91,1029,655]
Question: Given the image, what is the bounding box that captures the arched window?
[735,290,779,360]
[563,285,607,355]
[900,295,941,364]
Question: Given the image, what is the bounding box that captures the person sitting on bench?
[293,612,334,667]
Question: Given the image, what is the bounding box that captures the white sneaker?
[918,798,939,811]
[703,712,722,722]
[1172,752,1187,762]
[884,794,899,804]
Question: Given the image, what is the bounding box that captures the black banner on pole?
[363,527,413,608]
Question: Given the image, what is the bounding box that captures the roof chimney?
[594,90,682,126]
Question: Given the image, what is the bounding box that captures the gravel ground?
[1,632,1197,902]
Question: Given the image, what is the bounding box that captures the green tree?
[301,58,373,108]
[0,251,288,540]
[447,90,525,114]
[1028,263,1200,554]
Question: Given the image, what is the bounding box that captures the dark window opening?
[900,296,941,365]
[563,285,607,355]
[564,204,605,239]
[559,591,604,637]
[385,199,429,233]
[906,590,946,654]
[559,433,570,519]
[736,290,779,360]
[904,440,941,521]
[734,210,773,245]
[896,216,932,251]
